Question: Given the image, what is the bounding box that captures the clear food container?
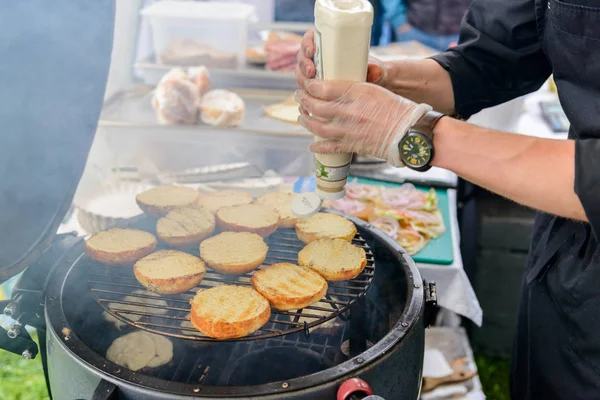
[140,1,257,69]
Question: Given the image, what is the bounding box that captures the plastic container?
[141,1,257,69]
[313,0,373,201]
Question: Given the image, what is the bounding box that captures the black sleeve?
[430,0,552,118]
[575,140,600,237]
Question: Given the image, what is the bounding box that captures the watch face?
[399,132,432,168]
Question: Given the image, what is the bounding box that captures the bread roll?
[134,250,206,294]
[200,232,267,275]
[152,75,200,125]
[85,228,157,266]
[189,285,271,339]
[216,204,279,237]
[295,213,357,244]
[196,190,253,214]
[251,263,327,310]
[200,89,245,127]
[136,185,200,217]
[298,238,367,281]
[256,192,299,228]
[187,66,210,96]
[106,331,173,372]
[157,207,215,248]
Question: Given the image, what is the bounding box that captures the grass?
[0,332,49,400]
[475,354,511,400]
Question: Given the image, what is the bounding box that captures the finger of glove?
[300,30,315,59]
[296,59,315,88]
[298,114,346,140]
[294,90,350,120]
[305,79,356,101]
[309,139,352,154]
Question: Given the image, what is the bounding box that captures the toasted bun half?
[157,207,215,248]
[189,285,271,339]
[295,213,357,244]
[216,204,279,237]
[200,232,268,275]
[251,263,327,310]
[256,192,299,228]
[85,228,157,266]
[134,250,206,294]
[136,186,200,217]
[298,238,367,281]
[196,190,253,214]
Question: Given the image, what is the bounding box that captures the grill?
[3,211,433,399]
[88,228,375,341]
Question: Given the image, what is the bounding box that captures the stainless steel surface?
[99,86,308,137]
[135,60,298,91]
[90,228,375,342]
[112,162,264,185]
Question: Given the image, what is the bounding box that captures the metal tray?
[99,86,309,137]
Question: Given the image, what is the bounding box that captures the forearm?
[432,117,586,221]
[383,59,456,115]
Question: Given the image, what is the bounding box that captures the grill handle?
[424,280,438,328]
[0,312,38,359]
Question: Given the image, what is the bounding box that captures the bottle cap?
[291,192,323,218]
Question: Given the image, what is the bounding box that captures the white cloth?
[418,190,483,326]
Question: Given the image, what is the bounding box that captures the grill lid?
[0,1,114,282]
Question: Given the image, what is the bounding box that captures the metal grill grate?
[87,228,375,342]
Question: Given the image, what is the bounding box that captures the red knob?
[337,378,373,400]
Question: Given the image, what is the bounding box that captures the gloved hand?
[295,30,388,89]
[295,80,432,167]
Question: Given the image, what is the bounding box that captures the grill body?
[35,212,429,399]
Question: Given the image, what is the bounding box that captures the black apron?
[511,0,600,399]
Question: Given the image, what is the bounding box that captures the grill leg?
[348,295,368,357]
[37,329,53,400]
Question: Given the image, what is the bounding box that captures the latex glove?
[296,80,431,167]
[295,29,388,89]
[265,40,300,71]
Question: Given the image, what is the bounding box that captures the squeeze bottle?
[313,0,374,200]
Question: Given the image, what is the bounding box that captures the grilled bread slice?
[295,213,357,244]
[256,192,299,228]
[85,228,157,266]
[136,185,200,217]
[106,331,173,372]
[251,263,327,310]
[157,207,215,248]
[216,204,280,237]
[200,232,267,275]
[196,190,253,214]
[298,238,367,281]
[189,285,271,339]
[134,250,206,294]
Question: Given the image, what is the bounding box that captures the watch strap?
[411,110,445,142]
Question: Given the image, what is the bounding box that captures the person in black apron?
[295,0,600,398]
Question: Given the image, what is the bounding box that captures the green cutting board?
[349,177,454,265]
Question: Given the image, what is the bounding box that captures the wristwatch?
[398,111,446,172]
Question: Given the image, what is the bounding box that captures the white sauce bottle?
[313,0,373,200]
